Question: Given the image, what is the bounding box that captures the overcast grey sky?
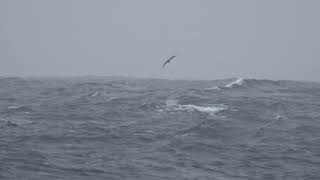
[1,0,319,81]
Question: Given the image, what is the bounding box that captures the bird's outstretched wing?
[162,56,176,68]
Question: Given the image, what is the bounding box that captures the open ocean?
[0,77,319,180]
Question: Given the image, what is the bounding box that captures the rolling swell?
[0,77,319,180]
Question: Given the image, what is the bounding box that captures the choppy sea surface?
[0,77,320,180]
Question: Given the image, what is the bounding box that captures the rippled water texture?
[0,77,320,179]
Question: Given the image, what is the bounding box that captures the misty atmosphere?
[1,1,320,180]
[1,0,320,81]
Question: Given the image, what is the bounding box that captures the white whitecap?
[145,131,156,134]
[166,99,179,107]
[165,99,226,115]
[8,106,21,110]
[2,118,33,126]
[204,86,221,91]
[275,115,283,120]
[91,92,99,97]
[225,78,245,88]
[106,96,119,102]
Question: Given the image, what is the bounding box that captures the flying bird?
[162,56,176,68]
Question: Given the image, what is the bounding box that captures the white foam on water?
[165,99,227,115]
[225,78,245,88]
[8,106,22,110]
[91,92,99,97]
[1,118,33,126]
[204,86,222,91]
[106,96,119,102]
[7,105,32,113]
[276,115,283,120]
[145,131,156,134]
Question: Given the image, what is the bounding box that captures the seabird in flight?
[162,56,176,68]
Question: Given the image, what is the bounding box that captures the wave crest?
[225,78,245,88]
[165,100,226,115]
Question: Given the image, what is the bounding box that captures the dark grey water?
[0,77,320,180]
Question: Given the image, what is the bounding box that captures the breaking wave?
[225,78,245,88]
[203,86,221,91]
[165,99,227,115]
[7,105,33,113]
[204,78,304,91]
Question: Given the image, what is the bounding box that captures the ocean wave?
[204,86,222,91]
[7,106,22,110]
[7,105,32,112]
[225,78,245,88]
[0,77,319,179]
[223,78,291,90]
[165,100,227,115]
[0,118,33,126]
[90,92,100,97]
[203,78,245,91]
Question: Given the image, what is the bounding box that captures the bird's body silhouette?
[162,56,176,68]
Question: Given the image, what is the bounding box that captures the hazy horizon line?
[1,75,319,83]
